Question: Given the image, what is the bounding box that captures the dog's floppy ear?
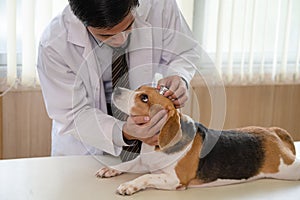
[158,106,182,150]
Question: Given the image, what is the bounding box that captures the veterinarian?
[37,0,200,158]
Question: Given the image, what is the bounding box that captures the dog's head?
[112,86,182,150]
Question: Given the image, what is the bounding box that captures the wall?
[2,90,51,159]
[188,77,300,140]
[0,83,300,159]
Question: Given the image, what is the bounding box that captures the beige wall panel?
[190,75,221,127]
[272,84,300,141]
[2,91,51,159]
[224,85,275,128]
[189,80,299,140]
[191,85,275,128]
[190,85,211,126]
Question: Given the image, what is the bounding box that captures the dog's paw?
[117,182,142,195]
[95,167,123,178]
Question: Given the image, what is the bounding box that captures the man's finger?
[168,81,180,94]
[163,90,174,98]
[173,86,185,100]
[150,109,168,124]
[148,112,168,136]
[131,115,150,124]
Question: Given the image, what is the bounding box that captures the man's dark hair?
[68,0,139,28]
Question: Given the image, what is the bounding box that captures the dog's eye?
[140,94,149,103]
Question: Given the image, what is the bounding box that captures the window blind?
[0,0,67,95]
[181,0,300,84]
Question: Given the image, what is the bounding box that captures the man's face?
[87,12,135,48]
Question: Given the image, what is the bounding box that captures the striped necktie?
[111,50,129,121]
[111,49,142,162]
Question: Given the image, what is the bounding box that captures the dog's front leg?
[96,167,123,178]
[117,173,181,195]
[96,155,148,178]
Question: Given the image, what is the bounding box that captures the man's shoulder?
[138,0,178,20]
[39,6,77,48]
[39,20,65,47]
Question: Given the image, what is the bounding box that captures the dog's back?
[182,123,299,187]
[196,126,265,183]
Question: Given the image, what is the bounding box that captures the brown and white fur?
[96,86,300,195]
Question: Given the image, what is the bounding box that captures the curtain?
[179,0,300,84]
[0,0,67,95]
[1,0,299,94]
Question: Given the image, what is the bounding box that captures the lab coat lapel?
[66,8,106,110]
[128,16,154,89]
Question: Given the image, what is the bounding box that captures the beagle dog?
[96,86,300,195]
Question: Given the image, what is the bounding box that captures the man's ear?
[158,108,182,150]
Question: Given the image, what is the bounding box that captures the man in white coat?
[37,0,200,158]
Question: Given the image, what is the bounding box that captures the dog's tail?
[270,127,296,155]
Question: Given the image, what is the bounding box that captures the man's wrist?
[122,131,138,145]
[181,77,189,89]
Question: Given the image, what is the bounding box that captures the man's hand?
[157,75,188,108]
[122,110,168,146]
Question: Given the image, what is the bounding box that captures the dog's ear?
[158,107,182,150]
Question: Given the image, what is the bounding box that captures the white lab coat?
[37,0,200,156]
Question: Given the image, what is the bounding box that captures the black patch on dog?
[162,118,196,154]
[196,123,265,182]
